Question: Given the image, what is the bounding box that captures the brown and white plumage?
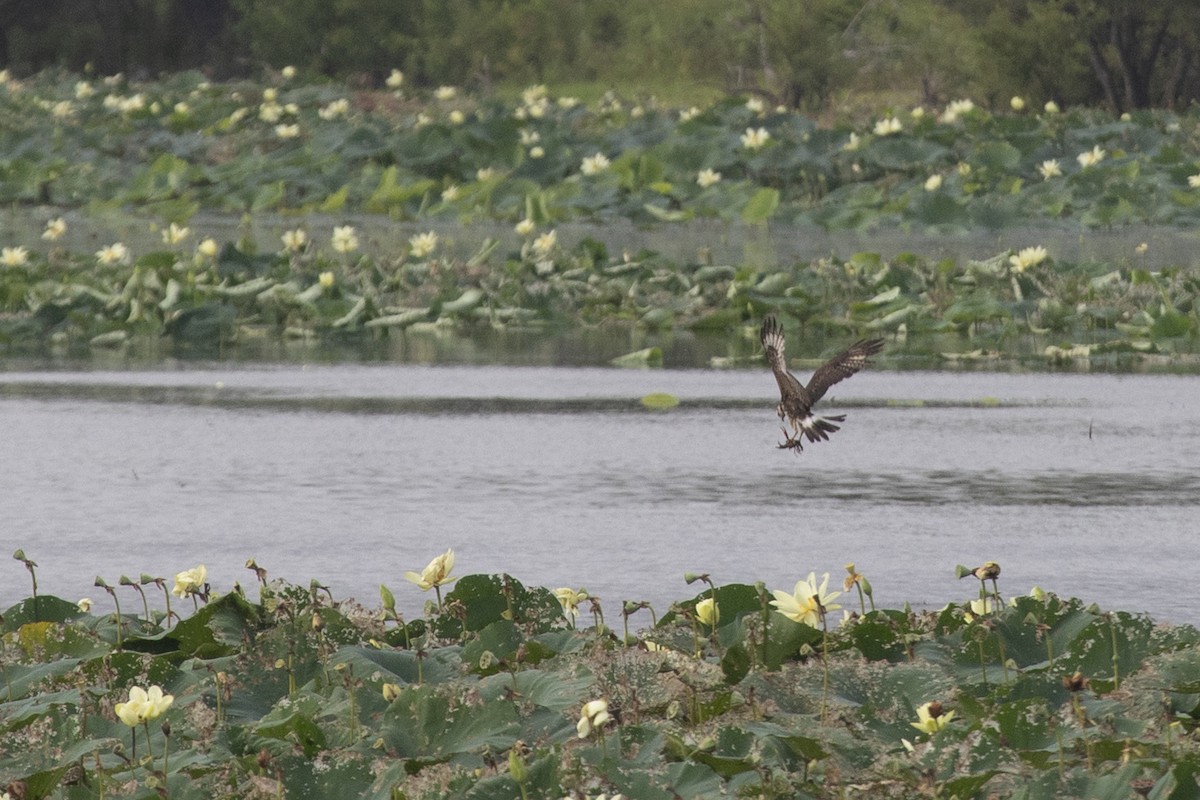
[760,316,883,450]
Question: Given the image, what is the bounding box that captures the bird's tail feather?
[803,415,844,443]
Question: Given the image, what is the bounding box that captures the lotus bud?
[507,748,527,783]
[380,584,396,613]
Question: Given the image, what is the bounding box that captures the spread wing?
[760,317,805,402]
[805,338,884,403]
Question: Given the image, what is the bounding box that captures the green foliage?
[3,566,1200,798]
[8,1,1200,114]
[0,71,1198,360]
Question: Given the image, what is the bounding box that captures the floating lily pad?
[641,392,680,409]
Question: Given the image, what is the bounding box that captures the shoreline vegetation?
[0,71,1197,365]
[3,553,1200,799]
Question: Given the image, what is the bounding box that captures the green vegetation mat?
[3,553,1200,799]
[0,72,1198,359]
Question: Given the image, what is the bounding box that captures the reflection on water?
[2,366,1198,624]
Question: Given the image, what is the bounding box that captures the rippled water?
[2,365,1197,623]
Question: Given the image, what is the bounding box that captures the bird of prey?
[760,317,884,451]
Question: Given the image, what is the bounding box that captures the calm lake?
[2,358,1198,625]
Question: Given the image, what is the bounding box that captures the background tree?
[3,0,1200,113]
[849,0,986,107]
[729,0,861,109]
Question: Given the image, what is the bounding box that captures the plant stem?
[820,615,831,724]
[977,639,988,688]
[1109,617,1121,690]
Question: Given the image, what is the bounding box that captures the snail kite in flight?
[760,317,883,451]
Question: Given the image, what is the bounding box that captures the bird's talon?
[776,429,804,451]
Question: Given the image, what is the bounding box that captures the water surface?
[2,366,1196,624]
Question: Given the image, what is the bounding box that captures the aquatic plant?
[3,553,1200,798]
[0,71,1196,358]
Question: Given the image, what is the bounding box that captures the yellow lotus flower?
[281,228,307,252]
[923,174,943,192]
[408,231,438,258]
[695,597,719,626]
[42,217,67,241]
[741,127,770,150]
[1188,174,1200,189]
[532,230,557,258]
[1010,96,1026,111]
[581,153,611,175]
[331,225,359,254]
[963,597,995,622]
[258,101,282,122]
[114,694,144,727]
[434,85,457,101]
[318,271,334,288]
[197,238,219,258]
[77,597,93,613]
[161,222,190,245]
[404,548,456,591]
[911,701,954,735]
[515,218,536,236]
[576,698,611,738]
[318,98,350,120]
[1038,160,1062,180]
[116,685,174,726]
[770,572,842,627]
[1,246,29,267]
[1009,246,1048,273]
[1077,145,1106,168]
[696,168,722,187]
[1044,100,1060,114]
[382,682,401,702]
[386,69,404,89]
[96,242,129,265]
[873,116,902,136]
[554,587,589,623]
[939,98,975,123]
[172,564,207,598]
